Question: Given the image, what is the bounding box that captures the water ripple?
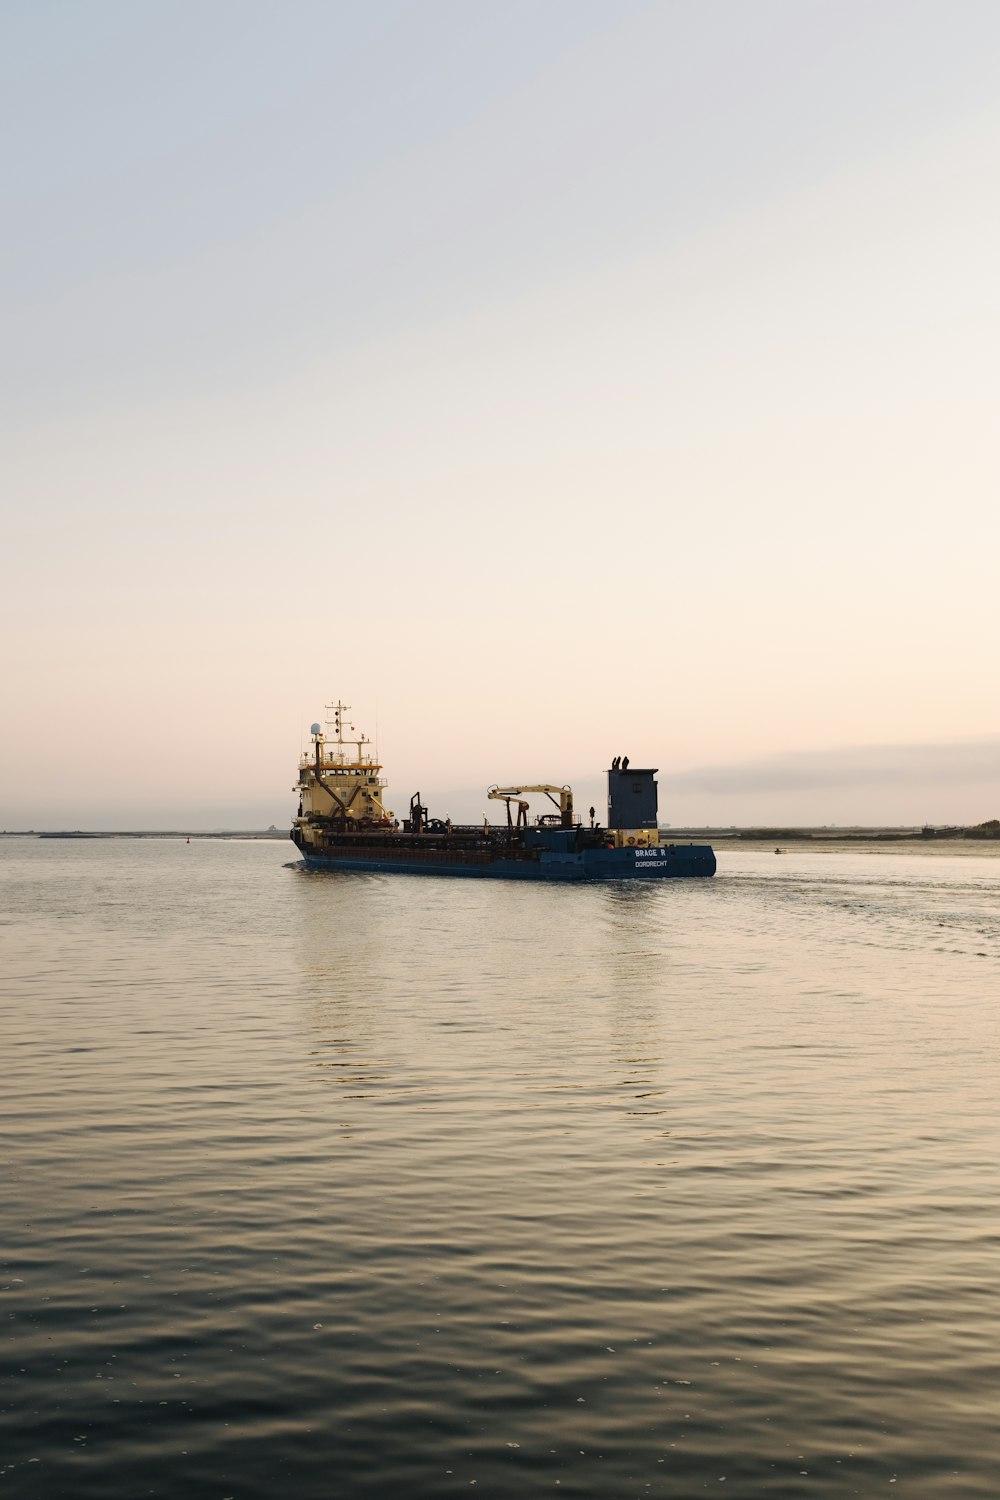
[1,837,998,1497]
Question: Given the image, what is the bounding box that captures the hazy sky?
[3,0,998,828]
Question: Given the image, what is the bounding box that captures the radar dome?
[310,722,322,735]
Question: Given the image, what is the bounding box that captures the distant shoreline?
[0,829,291,841]
[2,823,997,844]
[670,822,1000,843]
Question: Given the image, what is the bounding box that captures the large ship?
[290,703,715,882]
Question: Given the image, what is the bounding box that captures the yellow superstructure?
[293,702,393,843]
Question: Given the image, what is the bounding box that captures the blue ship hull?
[299,843,716,881]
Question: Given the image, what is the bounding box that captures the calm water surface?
[2,838,998,1498]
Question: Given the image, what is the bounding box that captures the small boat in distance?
[290,703,715,882]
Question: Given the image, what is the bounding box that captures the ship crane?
[487,783,574,830]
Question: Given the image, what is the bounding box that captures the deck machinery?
[291,703,715,881]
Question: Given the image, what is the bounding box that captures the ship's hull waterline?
[297,843,716,881]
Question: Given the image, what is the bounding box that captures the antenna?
[324,700,351,763]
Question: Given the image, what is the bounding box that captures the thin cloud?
[667,736,1000,795]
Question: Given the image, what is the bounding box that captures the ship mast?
[323,700,371,766]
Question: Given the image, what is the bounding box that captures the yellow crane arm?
[488,783,575,826]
